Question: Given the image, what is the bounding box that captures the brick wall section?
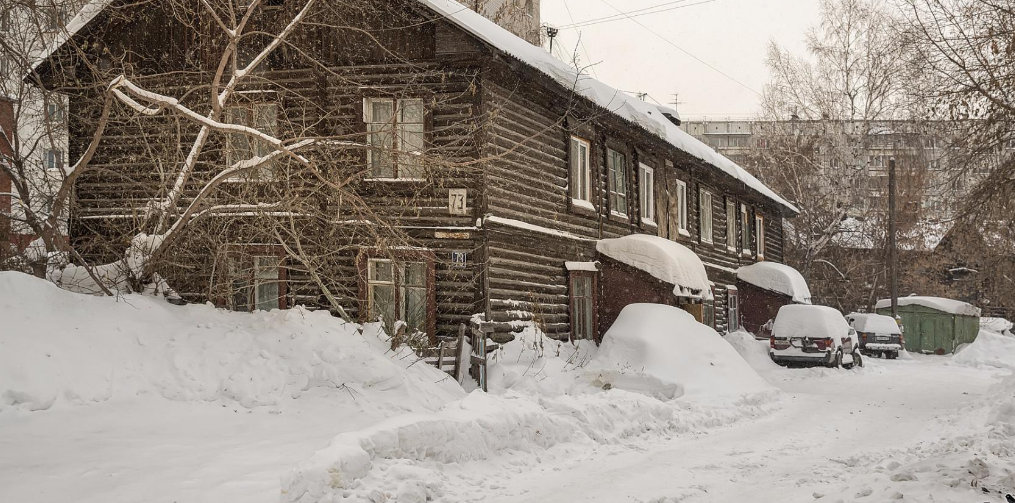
[0,97,14,246]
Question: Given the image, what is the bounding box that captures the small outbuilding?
[874,296,980,354]
[595,234,712,340]
[735,262,812,336]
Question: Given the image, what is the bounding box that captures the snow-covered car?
[769,305,863,368]
[846,312,904,359]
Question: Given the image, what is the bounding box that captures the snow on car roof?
[736,262,811,304]
[874,296,981,317]
[35,0,798,216]
[846,313,901,335]
[596,234,712,300]
[772,304,850,340]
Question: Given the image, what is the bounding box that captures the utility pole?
[545,26,559,53]
[888,155,898,317]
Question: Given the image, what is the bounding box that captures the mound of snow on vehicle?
[952,329,1015,370]
[587,304,772,400]
[0,271,462,412]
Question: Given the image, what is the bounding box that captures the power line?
[559,0,716,30]
[561,0,599,78]
[595,0,762,97]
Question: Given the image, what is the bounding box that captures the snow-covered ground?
[1,272,1013,503]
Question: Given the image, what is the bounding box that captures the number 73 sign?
[448,188,468,216]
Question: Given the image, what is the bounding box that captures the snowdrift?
[587,304,772,400]
[283,305,777,503]
[0,271,462,412]
[952,329,1015,370]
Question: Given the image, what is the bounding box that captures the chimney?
[474,0,542,46]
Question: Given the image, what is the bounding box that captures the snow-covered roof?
[736,262,811,304]
[596,234,712,300]
[875,296,981,317]
[846,313,902,335]
[423,0,797,215]
[772,304,851,340]
[35,0,798,216]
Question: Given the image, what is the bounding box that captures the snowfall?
[1,272,1014,503]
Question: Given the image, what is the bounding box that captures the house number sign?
[448,188,468,215]
[451,251,468,268]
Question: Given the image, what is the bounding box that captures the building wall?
[474,0,541,45]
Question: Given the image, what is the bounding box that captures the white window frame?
[639,163,655,225]
[727,287,739,332]
[699,189,713,244]
[725,199,737,252]
[569,136,592,207]
[755,213,766,260]
[740,204,751,255]
[364,97,426,181]
[607,148,627,217]
[44,148,64,171]
[676,180,689,236]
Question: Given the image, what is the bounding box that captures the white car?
[770,305,863,368]
[846,312,904,359]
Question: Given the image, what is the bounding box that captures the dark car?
[846,312,904,359]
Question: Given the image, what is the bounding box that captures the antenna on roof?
[544,25,559,52]
[636,92,648,101]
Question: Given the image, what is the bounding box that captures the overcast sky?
[540,0,821,120]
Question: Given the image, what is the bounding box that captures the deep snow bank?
[952,330,1015,371]
[588,304,772,400]
[282,305,778,503]
[0,271,462,412]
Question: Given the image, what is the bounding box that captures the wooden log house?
[36,0,799,343]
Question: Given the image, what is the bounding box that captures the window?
[726,199,736,251]
[367,259,428,335]
[44,149,64,171]
[569,136,592,205]
[755,214,766,260]
[45,100,65,124]
[699,189,713,244]
[225,102,278,180]
[607,148,627,216]
[364,97,425,179]
[228,255,285,312]
[676,180,688,235]
[740,204,750,253]
[639,163,655,224]
[727,288,739,332]
[569,271,597,341]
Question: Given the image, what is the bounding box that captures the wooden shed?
[875,297,980,354]
[594,234,712,340]
[735,262,811,336]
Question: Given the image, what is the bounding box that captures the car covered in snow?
[769,305,862,368]
[846,312,904,359]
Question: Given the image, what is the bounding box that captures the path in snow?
[469,356,1005,503]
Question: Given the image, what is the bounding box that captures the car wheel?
[888,351,898,360]
[852,351,863,368]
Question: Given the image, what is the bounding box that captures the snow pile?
[724,329,781,372]
[847,312,902,335]
[875,296,981,316]
[282,305,778,503]
[587,304,771,400]
[597,234,712,300]
[981,317,1013,336]
[952,330,1015,370]
[736,262,812,304]
[772,304,850,340]
[0,271,462,412]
